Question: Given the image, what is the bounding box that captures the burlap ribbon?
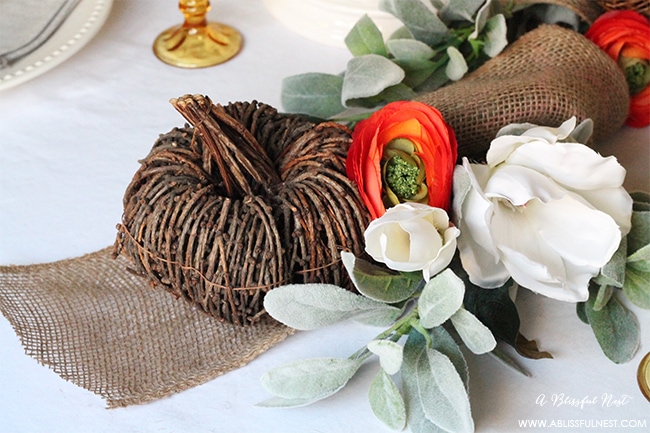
[417,24,629,161]
[0,248,293,408]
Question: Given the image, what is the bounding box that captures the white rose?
[364,202,460,281]
[453,117,633,302]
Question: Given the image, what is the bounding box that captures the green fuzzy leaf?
[445,46,468,81]
[470,0,498,38]
[495,122,539,137]
[368,340,403,375]
[386,38,436,60]
[450,307,497,354]
[345,14,388,57]
[256,395,327,408]
[570,118,594,144]
[263,284,398,330]
[628,206,650,255]
[413,66,449,93]
[260,358,362,401]
[458,258,520,346]
[341,54,405,105]
[394,58,439,88]
[346,83,416,108]
[429,326,469,389]
[595,236,627,288]
[482,14,508,58]
[402,331,450,433]
[416,348,474,433]
[281,73,345,119]
[368,370,407,430]
[376,82,417,101]
[387,25,415,41]
[418,269,465,329]
[593,284,614,312]
[632,191,650,211]
[341,252,421,303]
[585,285,640,364]
[489,344,531,377]
[430,0,445,10]
[623,261,650,309]
[629,243,650,263]
[576,302,589,324]
[622,197,650,309]
[353,303,404,327]
[379,0,450,46]
[439,0,484,23]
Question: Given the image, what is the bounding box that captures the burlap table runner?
[0,248,293,408]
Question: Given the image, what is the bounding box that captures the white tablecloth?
[1,1,649,432]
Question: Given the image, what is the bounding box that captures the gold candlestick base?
[639,352,650,402]
[153,1,242,68]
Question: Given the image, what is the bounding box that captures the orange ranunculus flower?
[346,101,458,219]
[586,10,650,128]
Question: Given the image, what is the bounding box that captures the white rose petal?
[455,163,509,288]
[529,196,621,267]
[489,198,568,285]
[424,226,460,281]
[520,117,576,142]
[487,117,577,166]
[487,134,538,167]
[499,246,590,302]
[483,164,566,206]
[504,141,627,191]
[577,187,633,235]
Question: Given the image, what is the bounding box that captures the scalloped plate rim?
[0,0,114,92]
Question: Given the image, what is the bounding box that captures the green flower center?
[620,56,650,95]
[381,138,428,208]
[385,155,420,199]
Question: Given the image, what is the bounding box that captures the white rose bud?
[364,203,460,281]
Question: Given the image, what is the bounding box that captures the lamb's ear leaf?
[281,73,344,119]
[263,284,393,330]
[585,285,640,364]
[341,251,421,303]
[259,357,363,402]
[345,14,388,57]
[379,0,450,46]
[418,269,464,329]
[368,370,407,430]
[341,54,405,105]
[450,307,497,355]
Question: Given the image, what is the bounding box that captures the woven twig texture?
[598,0,650,14]
[115,96,370,326]
[0,248,294,408]
[417,25,630,162]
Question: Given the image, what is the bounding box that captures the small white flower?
[453,117,633,302]
[364,203,460,281]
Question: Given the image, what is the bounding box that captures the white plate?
[0,0,113,92]
[263,0,401,48]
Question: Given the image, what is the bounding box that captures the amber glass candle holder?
[153,0,242,68]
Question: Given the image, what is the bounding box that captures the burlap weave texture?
[0,248,293,408]
[417,25,630,161]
